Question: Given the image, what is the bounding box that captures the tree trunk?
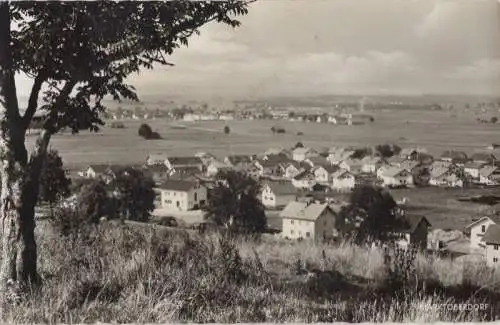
[0,3,42,302]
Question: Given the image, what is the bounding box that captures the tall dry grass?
[1,221,499,323]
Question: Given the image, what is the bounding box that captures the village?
[74,140,500,268]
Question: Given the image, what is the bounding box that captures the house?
[479,166,500,185]
[312,165,339,184]
[280,201,340,240]
[429,167,463,187]
[387,155,407,168]
[400,147,427,161]
[264,148,291,159]
[254,159,283,177]
[283,161,304,179]
[292,147,319,162]
[169,166,203,180]
[80,164,123,183]
[142,164,170,184]
[378,166,414,188]
[464,161,485,180]
[392,214,431,250]
[483,224,500,267]
[327,148,354,165]
[440,150,468,165]
[292,170,316,189]
[331,169,356,192]
[224,155,254,168]
[165,157,204,172]
[260,180,297,209]
[206,160,233,177]
[156,180,207,211]
[400,160,421,173]
[146,153,168,166]
[465,215,500,249]
[361,156,383,174]
[195,152,217,166]
[339,158,363,175]
[304,156,330,168]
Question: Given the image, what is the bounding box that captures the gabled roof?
[464,161,486,169]
[471,151,496,162]
[157,179,200,191]
[430,167,450,179]
[146,153,168,162]
[280,201,333,221]
[88,164,123,175]
[465,215,500,230]
[167,157,203,166]
[264,180,297,196]
[294,170,315,180]
[306,156,330,166]
[479,166,498,178]
[380,166,409,178]
[482,224,500,245]
[265,148,289,156]
[265,154,293,165]
[387,156,407,165]
[331,168,353,179]
[361,156,382,165]
[395,214,431,234]
[142,164,169,174]
[314,164,340,174]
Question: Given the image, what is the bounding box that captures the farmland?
[29,108,500,171]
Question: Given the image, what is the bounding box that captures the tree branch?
[42,79,77,133]
[22,70,47,130]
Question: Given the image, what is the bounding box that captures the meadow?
[28,108,500,171]
[5,221,500,323]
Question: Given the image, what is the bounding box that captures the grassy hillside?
[3,221,500,323]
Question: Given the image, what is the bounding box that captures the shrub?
[138,123,153,138]
[223,125,230,134]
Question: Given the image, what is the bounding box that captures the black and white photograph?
[0,0,500,322]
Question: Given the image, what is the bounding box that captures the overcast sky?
[16,0,500,100]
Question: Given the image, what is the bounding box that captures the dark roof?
[157,180,199,191]
[265,154,293,165]
[483,224,500,245]
[395,214,431,234]
[318,164,340,174]
[440,150,468,161]
[264,180,297,196]
[226,155,253,165]
[168,157,203,166]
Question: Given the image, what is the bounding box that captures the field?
[28,109,500,170]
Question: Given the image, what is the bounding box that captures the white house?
[292,170,316,189]
[378,166,414,187]
[361,156,383,174]
[146,153,168,166]
[339,158,363,175]
[331,169,356,192]
[464,161,485,180]
[280,201,340,240]
[157,180,207,211]
[165,157,204,172]
[284,162,304,179]
[206,160,233,177]
[292,147,319,162]
[304,156,330,168]
[465,216,500,249]
[260,180,297,209]
[479,166,500,185]
[483,224,500,267]
[313,165,339,184]
[327,148,354,165]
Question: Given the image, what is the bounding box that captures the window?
[174,192,177,197]
[482,225,486,233]
[194,192,198,202]
[495,245,499,251]
[494,257,498,263]
[291,220,294,224]
[176,201,180,207]
[306,232,310,238]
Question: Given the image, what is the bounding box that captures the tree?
[138,123,153,138]
[351,147,372,159]
[223,125,230,134]
[38,150,71,217]
[109,167,155,222]
[75,179,113,225]
[0,1,250,292]
[375,144,401,158]
[293,141,304,149]
[340,185,398,243]
[271,126,276,134]
[491,116,498,124]
[204,170,266,233]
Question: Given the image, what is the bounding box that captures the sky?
[15,0,500,101]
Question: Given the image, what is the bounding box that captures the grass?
[3,221,500,323]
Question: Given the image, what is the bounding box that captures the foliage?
[223,125,230,134]
[138,123,153,138]
[109,167,155,222]
[351,147,372,159]
[340,185,398,243]
[203,170,266,233]
[491,116,498,124]
[39,149,71,211]
[375,144,401,158]
[75,179,113,225]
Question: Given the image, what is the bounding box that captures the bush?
[223,125,230,134]
[138,123,153,138]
